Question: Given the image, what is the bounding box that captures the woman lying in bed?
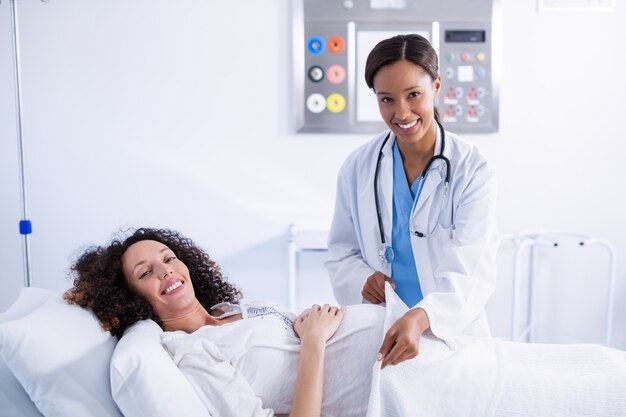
[65,228,626,417]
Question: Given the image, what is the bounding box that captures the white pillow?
[0,287,56,323]
[110,319,211,417]
[0,293,123,417]
[0,287,55,417]
[0,360,43,417]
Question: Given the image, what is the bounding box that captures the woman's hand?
[361,272,395,304]
[294,304,345,344]
[378,307,430,369]
[290,304,345,417]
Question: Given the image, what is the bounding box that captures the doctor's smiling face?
[122,239,197,321]
[365,34,442,150]
[373,59,441,147]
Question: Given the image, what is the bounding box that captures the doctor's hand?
[378,308,430,369]
[361,272,395,304]
[294,304,346,344]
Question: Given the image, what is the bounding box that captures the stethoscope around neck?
[374,120,451,264]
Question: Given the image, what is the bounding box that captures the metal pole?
[10,0,33,287]
[288,224,298,313]
[584,238,616,347]
[511,237,533,341]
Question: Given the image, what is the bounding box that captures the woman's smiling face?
[122,239,197,320]
[373,59,441,147]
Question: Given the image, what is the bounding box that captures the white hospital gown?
[162,301,383,417]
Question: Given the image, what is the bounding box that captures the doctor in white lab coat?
[326,34,499,368]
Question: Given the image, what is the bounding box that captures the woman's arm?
[326,167,377,305]
[416,158,499,341]
[290,305,345,417]
[379,158,498,366]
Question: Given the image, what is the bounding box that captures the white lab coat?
[326,126,499,344]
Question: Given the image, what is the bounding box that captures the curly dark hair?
[64,228,241,338]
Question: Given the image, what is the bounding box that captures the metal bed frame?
[508,231,616,346]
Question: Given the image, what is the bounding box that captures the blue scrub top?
[391,141,424,308]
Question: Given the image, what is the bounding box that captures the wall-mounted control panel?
[293,0,501,134]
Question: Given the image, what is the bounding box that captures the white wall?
[1,0,624,348]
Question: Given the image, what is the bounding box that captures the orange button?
[327,36,345,54]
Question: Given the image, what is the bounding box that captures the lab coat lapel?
[418,167,443,205]
[411,168,443,233]
[412,121,446,225]
[378,133,394,251]
[419,121,446,203]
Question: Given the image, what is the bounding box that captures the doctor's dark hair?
[364,34,440,122]
[64,227,241,338]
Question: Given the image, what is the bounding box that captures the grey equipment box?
[293,0,501,134]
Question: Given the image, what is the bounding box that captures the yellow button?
[476,52,486,62]
[327,93,346,113]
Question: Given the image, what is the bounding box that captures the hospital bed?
[3,285,625,417]
[0,229,619,417]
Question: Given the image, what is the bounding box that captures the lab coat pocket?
[427,199,454,238]
[423,183,453,230]
[432,222,454,240]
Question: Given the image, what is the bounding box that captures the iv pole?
[6,0,43,287]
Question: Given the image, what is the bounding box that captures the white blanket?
[366,283,626,417]
[163,284,626,416]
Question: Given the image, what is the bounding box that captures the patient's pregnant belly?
[322,304,385,416]
[234,304,385,417]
